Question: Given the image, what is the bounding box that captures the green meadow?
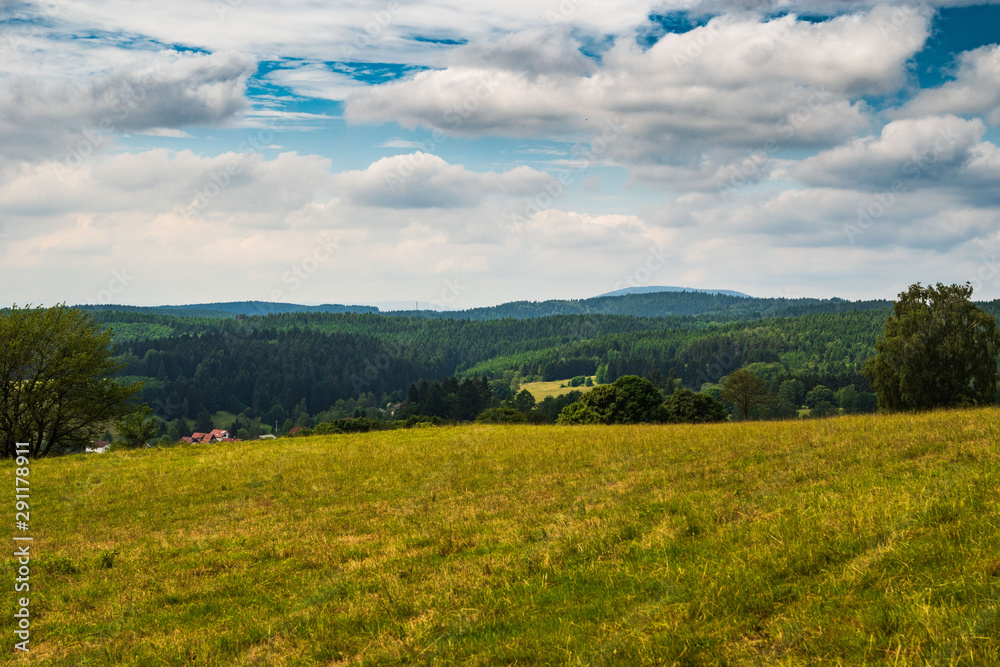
[8,409,1000,665]
[520,377,598,401]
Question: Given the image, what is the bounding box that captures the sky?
[1,1,999,309]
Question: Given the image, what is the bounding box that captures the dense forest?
[85,291,1000,430]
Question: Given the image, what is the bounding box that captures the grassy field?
[521,376,598,401]
[7,409,1000,665]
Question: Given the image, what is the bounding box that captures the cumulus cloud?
[345,7,928,169]
[0,51,254,160]
[793,115,1000,201]
[332,152,554,208]
[895,44,1000,125]
[0,149,333,227]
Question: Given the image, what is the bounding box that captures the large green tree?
[559,375,666,424]
[662,388,728,424]
[720,368,771,420]
[1,305,142,458]
[863,283,1000,410]
[116,405,160,449]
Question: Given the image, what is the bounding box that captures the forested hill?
[78,301,378,319]
[375,292,894,320]
[79,292,893,322]
[77,294,1000,427]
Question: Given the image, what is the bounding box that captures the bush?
[556,402,603,425]
[476,407,528,424]
[559,376,667,424]
[313,417,382,435]
[662,389,728,424]
[805,385,837,409]
[809,400,838,418]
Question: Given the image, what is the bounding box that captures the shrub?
[476,407,528,424]
[556,402,603,425]
[662,388,728,424]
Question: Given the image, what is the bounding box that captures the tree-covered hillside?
[84,292,1000,425]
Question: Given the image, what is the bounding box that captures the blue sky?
[1,1,999,309]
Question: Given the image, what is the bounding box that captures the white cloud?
[344,7,928,171]
[0,51,254,161]
[0,149,333,226]
[263,64,367,101]
[793,116,1000,201]
[895,44,1000,125]
[332,152,554,208]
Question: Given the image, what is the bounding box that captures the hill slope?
[595,285,752,298]
[21,409,1000,664]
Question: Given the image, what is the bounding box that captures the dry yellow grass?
[6,408,1000,664]
[520,376,598,400]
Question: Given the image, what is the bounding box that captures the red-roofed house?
[185,429,230,444]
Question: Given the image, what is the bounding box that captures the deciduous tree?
[863,283,1000,410]
[720,368,771,420]
[1,305,141,458]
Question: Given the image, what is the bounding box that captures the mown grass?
[6,408,1000,665]
[521,376,598,401]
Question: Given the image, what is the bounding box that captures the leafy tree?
[805,385,837,409]
[476,407,527,424]
[863,283,1000,410]
[1,305,141,458]
[556,402,603,424]
[510,389,536,414]
[720,368,771,420]
[572,375,666,424]
[116,405,160,448]
[193,410,214,433]
[166,418,187,442]
[662,388,727,423]
[535,391,583,423]
[809,400,838,418]
[836,385,858,413]
[854,392,878,413]
[778,379,805,407]
[764,397,800,420]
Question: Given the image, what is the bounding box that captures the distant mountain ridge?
[78,301,378,318]
[595,286,752,299]
[77,291,894,322]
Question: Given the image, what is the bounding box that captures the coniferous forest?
[80,290,1000,438]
